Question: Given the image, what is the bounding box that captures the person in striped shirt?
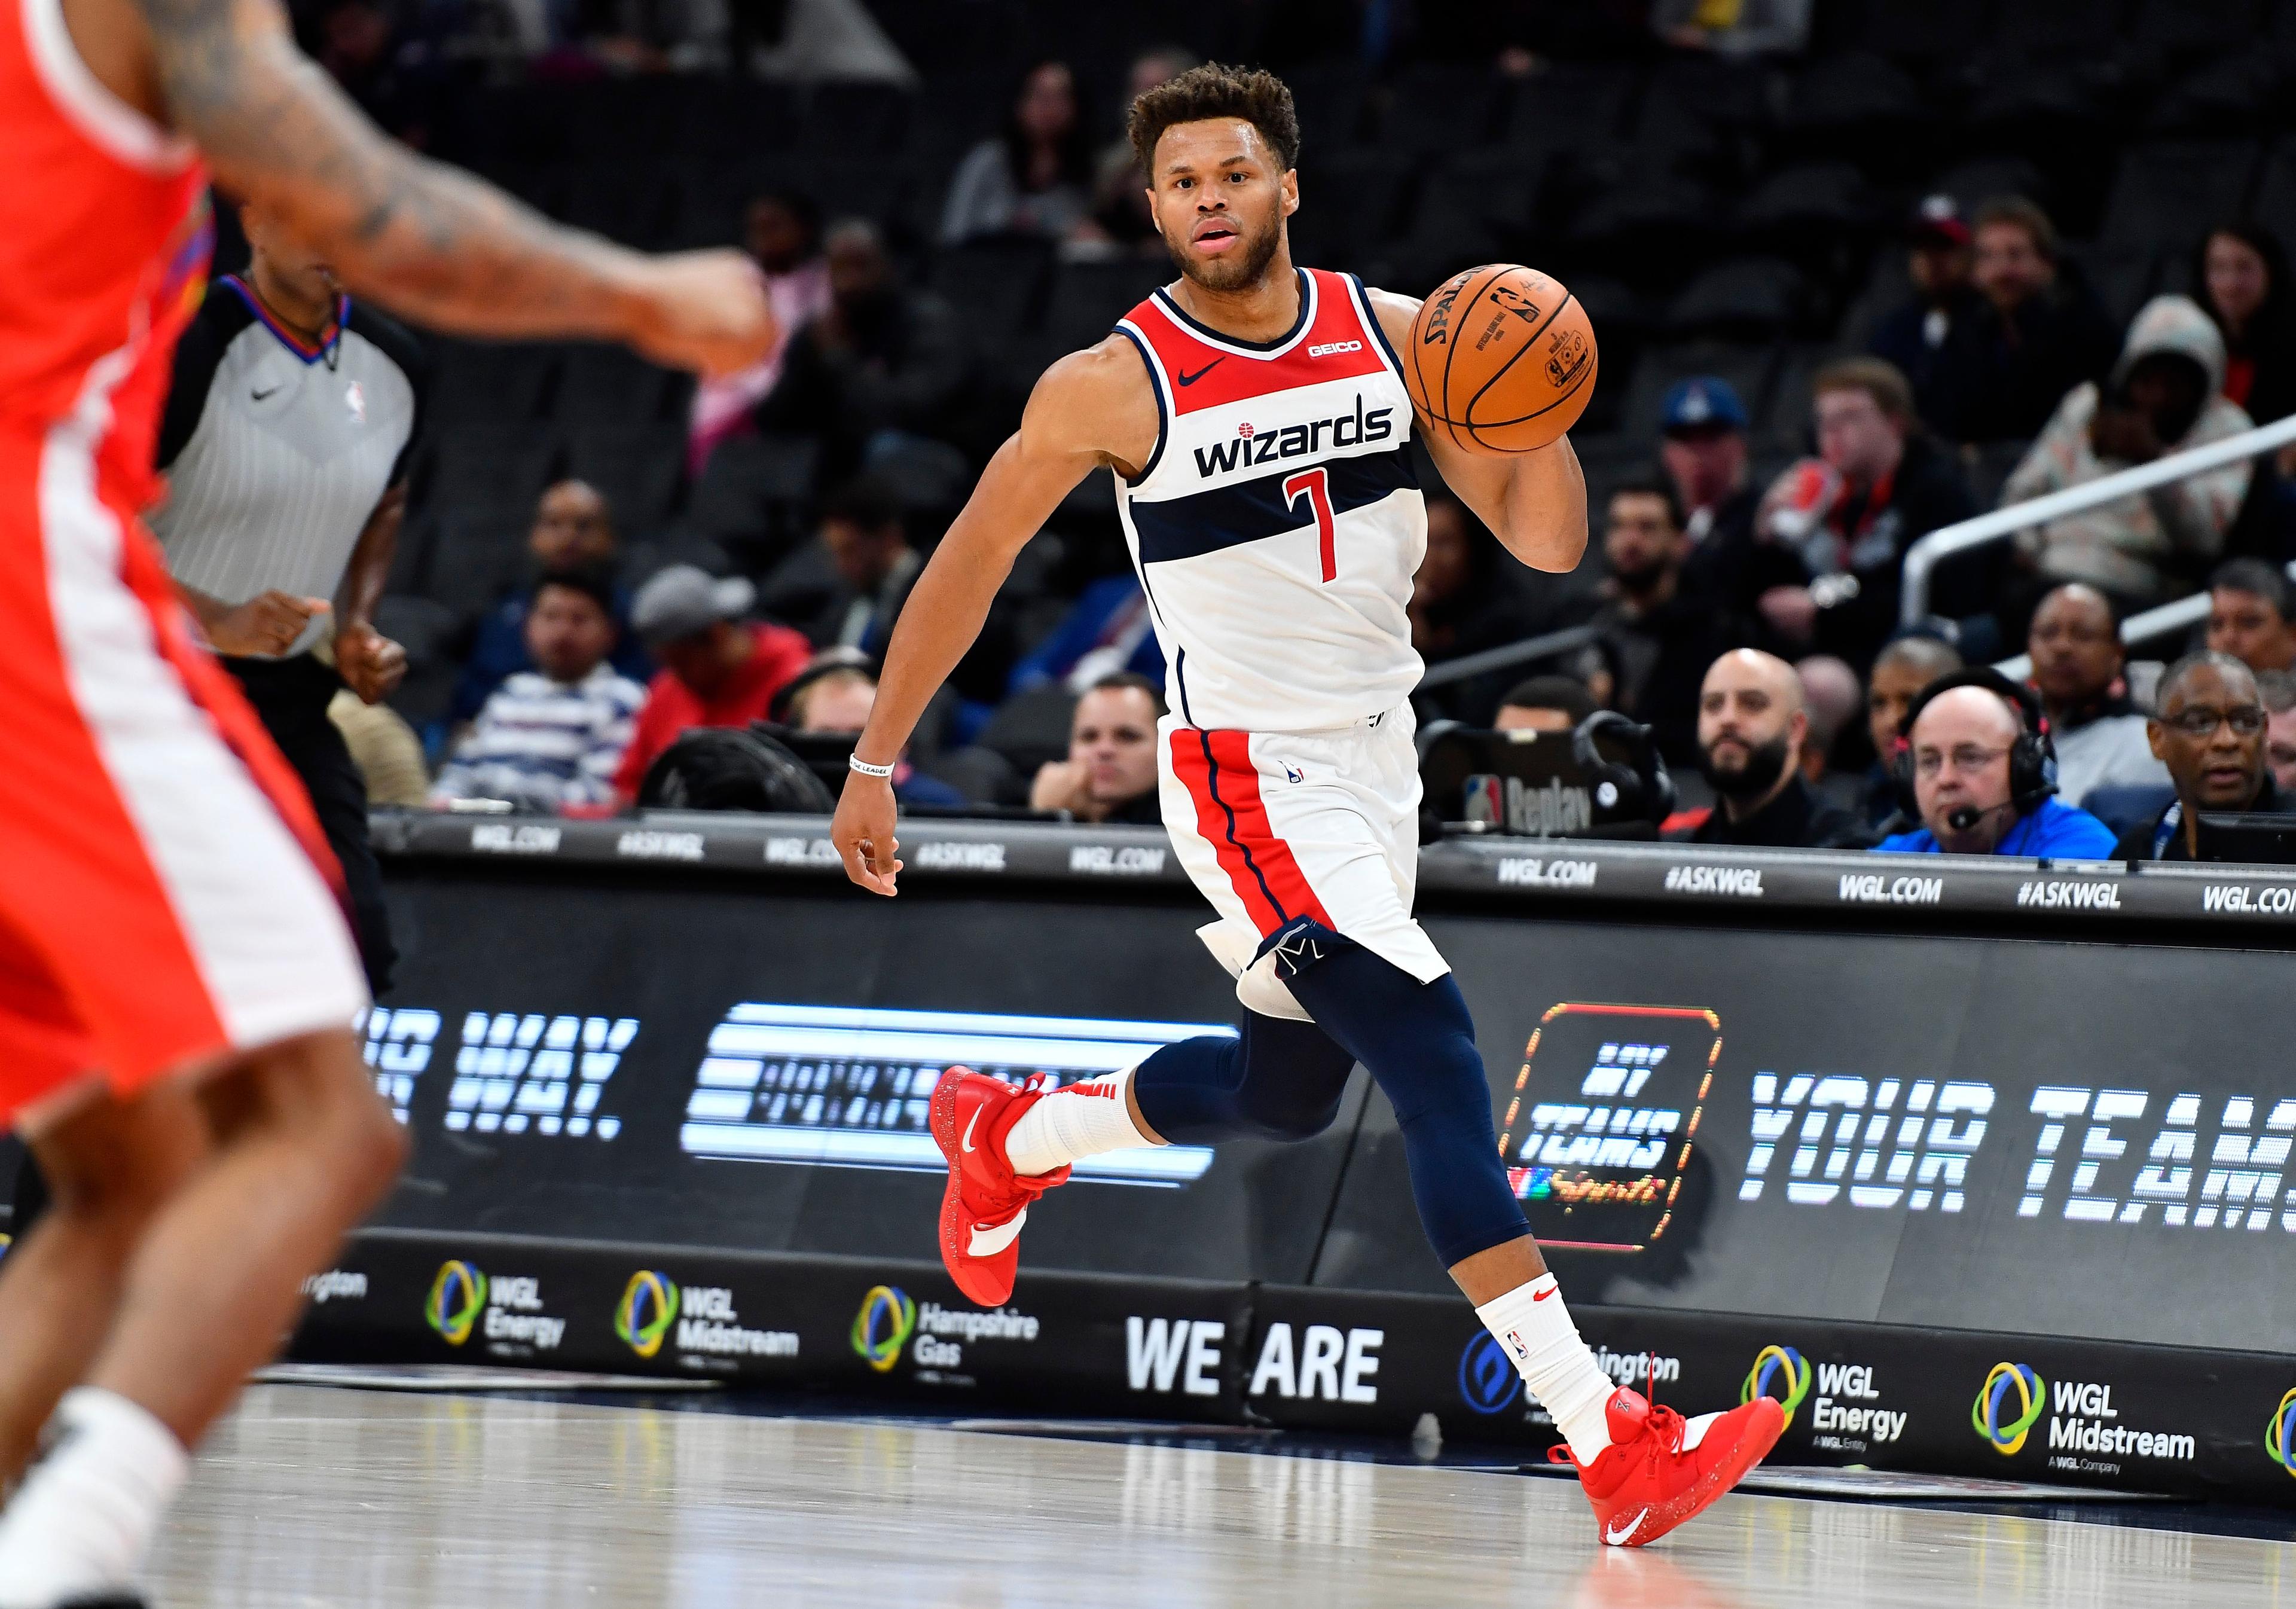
[430,570,647,813]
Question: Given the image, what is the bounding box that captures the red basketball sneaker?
[1556,1388,1784,1548]
[928,1068,1070,1306]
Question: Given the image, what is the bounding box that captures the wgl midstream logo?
[1742,1347,1904,1446]
[2268,1389,2296,1479]
[1974,1364,2193,1466]
[425,1260,566,1354]
[615,1271,798,1366]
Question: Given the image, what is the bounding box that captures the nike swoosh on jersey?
[252,384,282,401]
[1175,358,1225,387]
[962,1108,982,1153]
[1605,1509,1648,1546]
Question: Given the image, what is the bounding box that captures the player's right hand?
[832,772,903,897]
[621,250,777,378]
[209,591,328,657]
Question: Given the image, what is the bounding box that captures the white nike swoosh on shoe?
[962,1109,982,1153]
[1604,1508,1648,1546]
[967,1207,1026,1256]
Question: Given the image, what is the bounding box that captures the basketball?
[1403,264,1598,454]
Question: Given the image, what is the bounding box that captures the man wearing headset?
[1874,667,2120,856]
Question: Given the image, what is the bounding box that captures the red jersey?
[613,622,814,801]
[2,0,213,515]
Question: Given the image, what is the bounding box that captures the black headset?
[1574,709,1678,825]
[1891,666,2059,822]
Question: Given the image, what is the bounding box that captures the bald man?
[1678,650,1872,847]
[1875,670,2120,856]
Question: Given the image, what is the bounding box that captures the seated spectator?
[1859,633,1961,828]
[1410,493,1553,722]
[1650,0,1812,56]
[1028,672,1164,825]
[1658,378,1802,618]
[450,480,651,726]
[1588,477,1748,765]
[2261,668,2296,793]
[1495,675,1598,734]
[433,570,648,813]
[1926,196,2120,445]
[754,219,968,486]
[1874,670,2119,857]
[811,475,921,654]
[1008,573,1165,697]
[687,190,832,475]
[1674,649,1870,848]
[1753,359,1978,669]
[1089,47,1198,252]
[2196,224,2296,429]
[2205,557,2296,674]
[613,567,813,804]
[2003,295,2254,611]
[2026,582,2169,802]
[1794,654,1860,784]
[941,60,1095,247]
[1870,196,1984,434]
[2116,652,2289,861]
[783,658,967,808]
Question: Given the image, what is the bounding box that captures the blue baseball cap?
[1660,378,1750,436]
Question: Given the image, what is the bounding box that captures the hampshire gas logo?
[426,1260,487,1346]
[1742,1345,1812,1427]
[1974,1363,2047,1455]
[851,1285,917,1373]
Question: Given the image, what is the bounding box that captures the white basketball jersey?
[1112,267,1426,734]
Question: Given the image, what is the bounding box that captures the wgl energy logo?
[426,1260,487,1347]
[1742,1345,1813,1427]
[423,1259,565,1354]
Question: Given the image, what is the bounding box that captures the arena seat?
[1665,258,1813,342]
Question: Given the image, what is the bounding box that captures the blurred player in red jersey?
[0,0,771,1596]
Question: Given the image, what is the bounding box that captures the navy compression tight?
[1132,938,1530,1268]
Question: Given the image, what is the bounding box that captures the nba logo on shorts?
[1464,774,1502,828]
[1284,762,1305,784]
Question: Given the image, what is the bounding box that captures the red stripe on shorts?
[1170,728,1334,938]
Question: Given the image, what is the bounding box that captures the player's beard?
[1167,209,1284,294]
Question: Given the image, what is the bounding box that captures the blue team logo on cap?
[1459,1332,1523,1415]
[1661,377,1749,433]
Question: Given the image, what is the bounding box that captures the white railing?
[1993,558,2296,680]
[1901,411,2296,628]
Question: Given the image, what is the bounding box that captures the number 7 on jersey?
[1284,467,1337,582]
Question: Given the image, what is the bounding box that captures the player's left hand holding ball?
[833,771,903,896]
[1402,265,1598,455]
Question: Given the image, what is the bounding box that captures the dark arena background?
[18,0,2296,1602]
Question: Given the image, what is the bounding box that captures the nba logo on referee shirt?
[344,380,366,423]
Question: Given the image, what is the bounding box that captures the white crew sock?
[1002,1068,1158,1176]
[1474,1274,1620,1464]
[0,1387,189,1605]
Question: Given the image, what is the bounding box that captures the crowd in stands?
[243,1,2296,861]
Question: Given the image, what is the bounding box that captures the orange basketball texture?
[1403,265,1598,453]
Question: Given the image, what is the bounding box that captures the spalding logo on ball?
[1405,264,1599,455]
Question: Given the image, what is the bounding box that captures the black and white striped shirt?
[149,276,425,656]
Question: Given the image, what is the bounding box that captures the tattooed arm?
[75,0,770,372]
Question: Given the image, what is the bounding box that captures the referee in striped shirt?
[148,200,426,993]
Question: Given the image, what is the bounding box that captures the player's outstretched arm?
[831,339,1159,895]
[118,0,768,372]
[1367,289,1589,573]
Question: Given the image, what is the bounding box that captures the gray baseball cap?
[631,565,756,646]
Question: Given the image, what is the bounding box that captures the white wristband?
[848,754,896,779]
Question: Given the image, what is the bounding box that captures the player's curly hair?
[1127,62,1300,176]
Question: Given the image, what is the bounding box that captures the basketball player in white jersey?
[831,63,1782,1546]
